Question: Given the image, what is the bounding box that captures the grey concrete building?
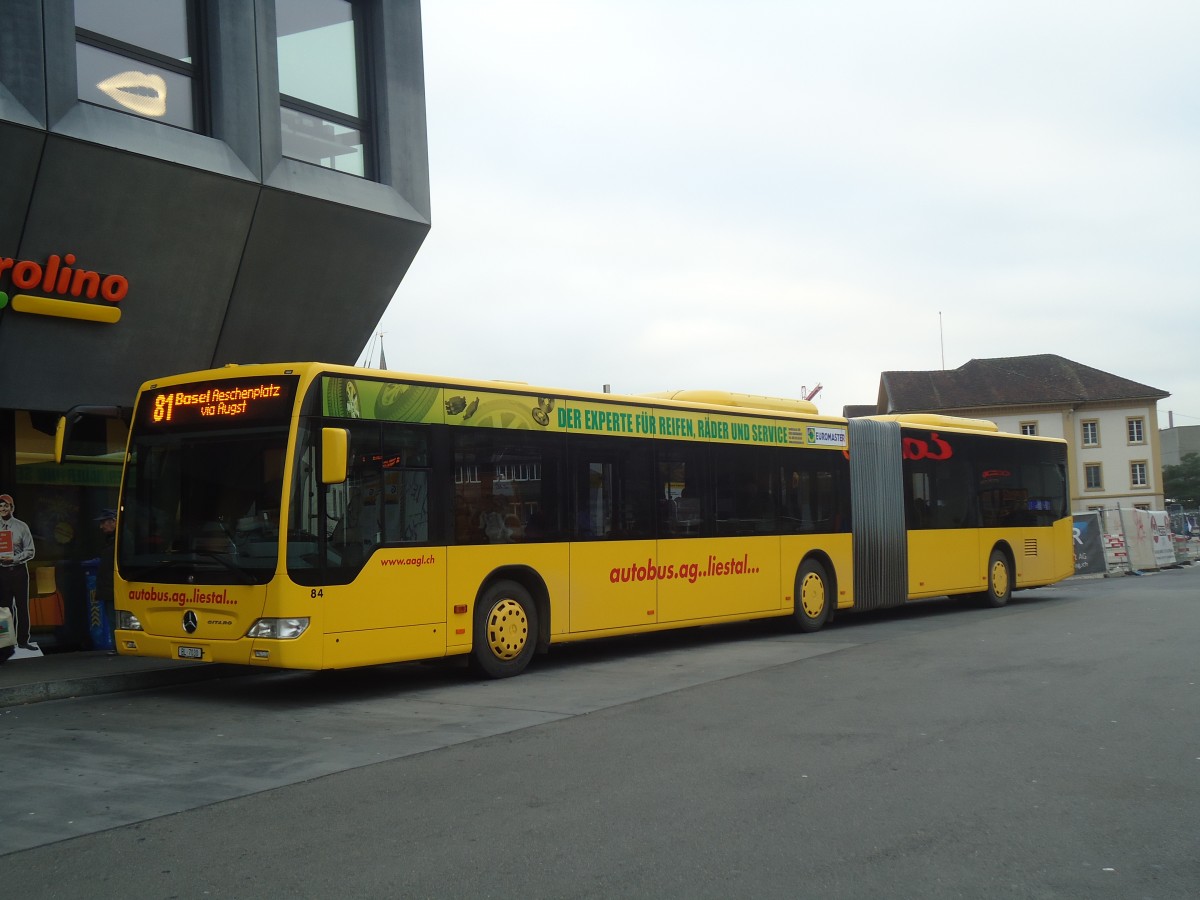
[0,0,429,651]
[1160,425,1200,468]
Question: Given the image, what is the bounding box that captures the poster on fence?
[1072,513,1106,574]
[1121,508,1158,571]
[1149,512,1177,568]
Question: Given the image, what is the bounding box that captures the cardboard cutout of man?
[0,492,41,657]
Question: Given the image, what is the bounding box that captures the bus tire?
[471,580,538,678]
[792,559,831,633]
[978,548,1012,608]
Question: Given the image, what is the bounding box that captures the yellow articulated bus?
[105,363,1073,677]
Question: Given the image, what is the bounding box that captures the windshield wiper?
[192,552,257,585]
[131,552,257,585]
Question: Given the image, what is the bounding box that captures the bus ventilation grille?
[1024,539,1039,557]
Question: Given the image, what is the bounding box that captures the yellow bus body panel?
[1017,517,1075,587]
[781,532,854,610]
[321,623,445,669]
[906,517,1075,600]
[444,543,571,654]
[327,547,447,632]
[656,536,782,621]
[908,530,980,597]
[570,540,657,632]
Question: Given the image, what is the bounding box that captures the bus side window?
[382,425,430,543]
[658,445,708,537]
[780,450,845,534]
[908,472,932,529]
[452,430,564,544]
[570,437,654,541]
[715,445,775,535]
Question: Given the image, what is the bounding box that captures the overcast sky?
[367,0,1200,426]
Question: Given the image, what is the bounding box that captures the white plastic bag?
[0,606,15,651]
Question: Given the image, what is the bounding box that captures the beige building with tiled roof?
[871,355,1170,513]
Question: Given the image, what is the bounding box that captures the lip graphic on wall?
[0,253,128,324]
[97,70,168,118]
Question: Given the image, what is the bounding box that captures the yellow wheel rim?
[485,598,529,660]
[990,560,1009,598]
[800,572,826,619]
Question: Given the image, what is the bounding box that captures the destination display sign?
[138,375,300,430]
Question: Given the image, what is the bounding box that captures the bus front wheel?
[978,549,1012,608]
[471,580,538,678]
[792,559,831,633]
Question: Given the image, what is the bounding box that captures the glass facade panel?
[75,0,192,61]
[277,0,360,116]
[280,107,365,175]
[76,42,195,128]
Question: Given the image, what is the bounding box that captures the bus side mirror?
[54,416,68,464]
[53,405,129,463]
[321,428,349,484]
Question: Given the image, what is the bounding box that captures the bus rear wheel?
[471,580,538,678]
[977,548,1012,608]
[792,559,831,633]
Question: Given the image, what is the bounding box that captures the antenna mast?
[939,311,945,370]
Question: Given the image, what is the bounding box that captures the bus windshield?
[118,427,289,585]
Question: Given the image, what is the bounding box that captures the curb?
[0,663,246,708]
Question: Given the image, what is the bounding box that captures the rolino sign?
[0,253,128,324]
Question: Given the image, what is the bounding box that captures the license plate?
[177,646,203,659]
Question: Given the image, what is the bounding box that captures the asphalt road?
[4,567,1198,899]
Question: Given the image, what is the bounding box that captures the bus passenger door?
[658,444,781,622]
[567,445,658,633]
[904,452,981,597]
[322,421,446,630]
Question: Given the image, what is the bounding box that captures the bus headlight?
[115,609,143,631]
[246,617,310,639]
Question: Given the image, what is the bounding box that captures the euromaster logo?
[0,253,128,324]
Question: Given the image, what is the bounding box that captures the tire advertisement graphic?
[320,377,843,449]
